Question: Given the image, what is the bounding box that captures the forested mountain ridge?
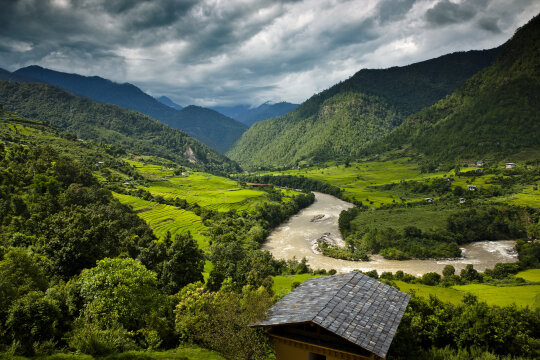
[0,81,240,173]
[227,47,500,168]
[10,65,247,152]
[368,14,540,162]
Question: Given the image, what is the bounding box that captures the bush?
[69,320,137,356]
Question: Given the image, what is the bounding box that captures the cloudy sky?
[1,0,538,107]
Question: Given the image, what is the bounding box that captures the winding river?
[263,192,518,276]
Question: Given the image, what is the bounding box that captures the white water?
[263,192,518,276]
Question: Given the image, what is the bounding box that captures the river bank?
[263,192,518,276]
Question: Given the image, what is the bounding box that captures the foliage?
[369,14,540,163]
[68,320,137,357]
[0,82,239,173]
[389,294,540,359]
[175,283,274,360]
[228,48,499,168]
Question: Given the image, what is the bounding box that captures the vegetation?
[0,81,240,173]
[11,65,248,153]
[368,14,540,164]
[227,48,499,168]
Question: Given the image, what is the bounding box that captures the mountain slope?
[157,95,183,110]
[370,14,540,162]
[11,66,247,152]
[227,48,500,168]
[0,81,240,173]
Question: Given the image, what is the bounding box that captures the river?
[263,192,518,276]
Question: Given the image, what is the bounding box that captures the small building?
[475,168,483,173]
[468,185,477,191]
[425,198,434,203]
[252,272,410,360]
[506,163,516,169]
[476,161,485,167]
[459,198,466,204]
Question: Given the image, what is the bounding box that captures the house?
[475,169,483,173]
[476,161,485,167]
[425,198,434,203]
[252,272,410,360]
[459,198,466,204]
[468,185,477,191]
[505,163,516,169]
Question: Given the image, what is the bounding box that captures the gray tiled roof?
[253,272,410,358]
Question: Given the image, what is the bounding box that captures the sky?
[1,0,539,107]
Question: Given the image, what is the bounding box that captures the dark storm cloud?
[478,17,501,33]
[377,0,416,24]
[425,0,477,27]
[1,0,538,106]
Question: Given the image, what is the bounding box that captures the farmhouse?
[425,198,434,203]
[506,163,516,169]
[468,185,477,191]
[459,198,466,204]
[252,272,410,360]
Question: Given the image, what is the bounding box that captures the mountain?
[211,104,251,119]
[236,102,299,127]
[369,14,540,163]
[227,48,500,169]
[157,95,183,110]
[0,80,240,173]
[11,66,247,152]
[212,102,299,126]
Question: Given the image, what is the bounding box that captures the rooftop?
[253,272,410,358]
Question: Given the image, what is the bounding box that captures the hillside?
[227,48,499,168]
[0,81,240,173]
[368,14,540,163]
[213,102,299,126]
[11,66,247,152]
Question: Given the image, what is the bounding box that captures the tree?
[76,258,162,331]
[5,291,61,355]
[460,264,482,283]
[175,282,274,360]
[442,265,456,278]
[158,233,205,295]
[0,248,49,323]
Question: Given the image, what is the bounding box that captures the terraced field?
[113,193,210,249]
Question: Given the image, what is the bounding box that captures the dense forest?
[0,82,240,174]
[227,48,499,168]
[9,66,248,153]
[367,14,540,163]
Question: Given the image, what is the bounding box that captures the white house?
[506,163,516,169]
[468,185,477,191]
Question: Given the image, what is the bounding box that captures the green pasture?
[260,158,461,206]
[394,281,464,305]
[516,269,540,282]
[495,185,540,208]
[272,274,324,297]
[394,280,540,308]
[141,172,298,212]
[113,193,210,249]
[452,284,540,309]
[350,206,457,233]
[125,158,176,179]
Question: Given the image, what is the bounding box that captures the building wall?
[272,335,376,360]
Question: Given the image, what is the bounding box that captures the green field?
[113,193,210,249]
[394,281,464,305]
[350,206,457,232]
[394,281,540,308]
[452,284,540,308]
[516,269,540,282]
[272,274,324,297]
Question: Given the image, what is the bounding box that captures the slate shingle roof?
[253,272,410,358]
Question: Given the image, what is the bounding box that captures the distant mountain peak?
[156,95,182,110]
